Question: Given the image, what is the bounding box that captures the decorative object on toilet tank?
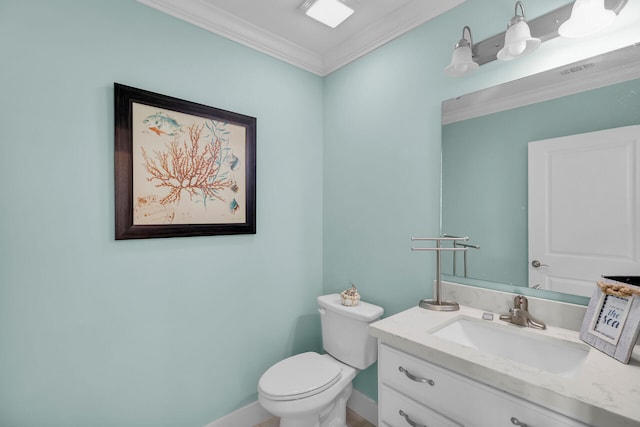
[579,276,640,363]
[114,83,256,239]
[340,283,360,306]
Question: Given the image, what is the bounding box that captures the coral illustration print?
[132,102,246,225]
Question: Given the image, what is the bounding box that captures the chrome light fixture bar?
[470,0,627,66]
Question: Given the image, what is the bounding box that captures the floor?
[253,408,376,427]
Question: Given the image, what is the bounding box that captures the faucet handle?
[513,295,528,310]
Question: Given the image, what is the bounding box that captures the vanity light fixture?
[302,0,354,28]
[444,0,628,76]
[497,1,540,61]
[444,26,479,77]
[558,0,616,38]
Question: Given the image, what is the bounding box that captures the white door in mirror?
[528,125,640,297]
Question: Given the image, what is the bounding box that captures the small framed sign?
[580,277,640,364]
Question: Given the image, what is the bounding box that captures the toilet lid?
[258,352,342,401]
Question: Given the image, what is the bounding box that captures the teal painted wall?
[0,1,323,426]
[323,0,640,401]
[2,0,640,425]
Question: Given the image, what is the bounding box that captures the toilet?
[258,294,384,427]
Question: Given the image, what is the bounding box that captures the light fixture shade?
[305,0,354,28]
[558,0,616,38]
[444,26,479,77]
[497,2,540,61]
[444,43,479,77]
[497,20,541,60]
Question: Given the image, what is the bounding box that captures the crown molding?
[137,0,325,75]
[138,0,463,76]
[323,0,465,75]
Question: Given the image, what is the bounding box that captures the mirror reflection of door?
[528,125,640,297]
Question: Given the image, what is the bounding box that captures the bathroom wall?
[3,0,640,425]
[0,1,323,426]
[323,0,640,401]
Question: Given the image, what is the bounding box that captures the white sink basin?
[431,316,590,377]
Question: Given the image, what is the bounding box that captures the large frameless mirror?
[440,42,640,304]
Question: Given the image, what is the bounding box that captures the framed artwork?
[579,276,640,363]
[114,83,256,239]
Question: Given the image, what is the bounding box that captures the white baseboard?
[203,400,272,427]
[347,389,378,426]
[203,389,379,427]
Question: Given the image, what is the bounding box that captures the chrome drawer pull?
[511,417,529,427]
[399,366,435,386]
[399,410,427,427]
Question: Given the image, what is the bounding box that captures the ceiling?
[137,0,465,76]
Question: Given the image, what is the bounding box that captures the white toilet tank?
[317,294,384,370]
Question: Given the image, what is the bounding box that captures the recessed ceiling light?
[304,0,354,28]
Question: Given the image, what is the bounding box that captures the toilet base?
[278,383,352,427]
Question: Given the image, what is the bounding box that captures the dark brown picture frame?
[114,83,256,239]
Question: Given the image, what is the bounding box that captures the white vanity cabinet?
[378,344,589,427]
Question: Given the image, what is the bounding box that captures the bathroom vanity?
[369,303,640,427]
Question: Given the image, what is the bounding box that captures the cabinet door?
[380,384,462,427]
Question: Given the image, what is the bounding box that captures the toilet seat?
[258,352,342,401]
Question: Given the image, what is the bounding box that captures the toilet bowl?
[257,294,384,427]
[258,352,356,427]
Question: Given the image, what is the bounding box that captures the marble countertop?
[369,304,640,426]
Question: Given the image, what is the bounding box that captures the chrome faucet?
[499,296,546,330]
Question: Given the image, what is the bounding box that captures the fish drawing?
[229,198,239,214]
[143,112,182,136]
[227,153,240,171]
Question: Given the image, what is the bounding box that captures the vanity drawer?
[379,344,483,423]
[483,387,590,427]
[380,384,462,427]
[379,344,589,427]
